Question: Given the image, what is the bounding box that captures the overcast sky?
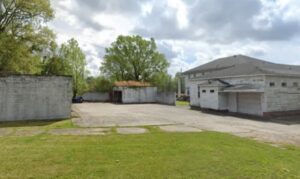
[49,0,300,76]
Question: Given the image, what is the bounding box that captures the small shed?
[112,81,157,104]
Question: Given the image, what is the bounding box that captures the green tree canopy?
[0,0,53,33]
[59,38,87,97]
[151,72,176,92]
[0,0,55,74]
[86,76,113,93]
[100,35,169,82]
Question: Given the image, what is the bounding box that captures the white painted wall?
[228,93,238,112]
[218,93,228,110]
[237,93,262,116]
[0,75,72,121]
[189,83,200,107]
[200,87,219,110]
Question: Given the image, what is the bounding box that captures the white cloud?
[49,0,300,76]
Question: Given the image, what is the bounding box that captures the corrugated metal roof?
[183,55,300,78]
[114,81,151,87]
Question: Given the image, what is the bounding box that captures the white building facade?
[184,55,300,117]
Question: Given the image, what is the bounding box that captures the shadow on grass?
[0,119,71,128]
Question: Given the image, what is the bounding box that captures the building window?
[282,82,287,87]
[186,87,190,96]
[197,86,201,98]
[202,89,206,93]
[269,82,275,87]
[293,82,298,87]
[210,89,215,93]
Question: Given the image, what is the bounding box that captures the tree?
[59,38,87,98]
[151,72,176,92]
[86,76,113,93]
[100,35,169,82]
[0,0,53,33]
[0,0,55,74]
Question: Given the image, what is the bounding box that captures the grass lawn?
[176,100,190,106]
[0,130,300,178]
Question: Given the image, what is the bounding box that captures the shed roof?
[183,55,300,78]
[114,81,151,87]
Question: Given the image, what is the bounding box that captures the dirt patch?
[13,129,45,136]
[159,125,202,133]
[0,128,14,137]
[49,128,110,136]
[116,127,148,134]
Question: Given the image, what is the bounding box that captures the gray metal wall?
[0,75,73,121]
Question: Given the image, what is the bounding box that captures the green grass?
[0,131,299,178]
[176,100,190,106]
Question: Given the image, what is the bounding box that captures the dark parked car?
[72,96,84,103]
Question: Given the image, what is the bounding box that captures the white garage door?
[237,93,262,116]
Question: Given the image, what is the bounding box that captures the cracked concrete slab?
[72,104,177,127]
[49,128,110,136]
[116,127,147,134]
[73,103,300,146]
[159,125,202,133]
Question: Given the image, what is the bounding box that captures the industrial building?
[183,55,300,117]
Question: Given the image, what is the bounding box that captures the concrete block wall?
[264,76,300,112]
[156,91,176,105]
[0,75,73,121]
[115,87,176,105]
[122,87,157,103]
[82,92,110,102]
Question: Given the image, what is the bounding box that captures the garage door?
[237,93,262,116]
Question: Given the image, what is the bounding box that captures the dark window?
[282,82,287,87]
[269,82,275,87]
[197,86,201,98]
[210,89,215,93]
[202,89,206,93]
[293,82,298,87]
